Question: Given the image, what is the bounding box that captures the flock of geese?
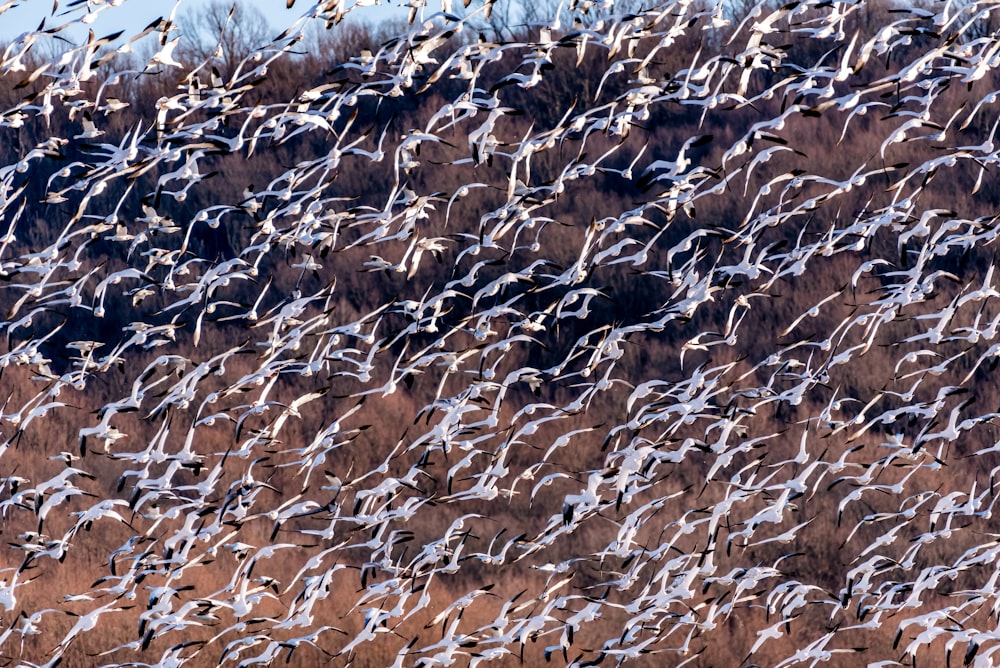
[1,0,1000,665]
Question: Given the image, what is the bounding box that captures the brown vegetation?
[0,0,1000,666]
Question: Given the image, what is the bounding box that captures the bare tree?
[468,0,647,41]
[178,0,272,75]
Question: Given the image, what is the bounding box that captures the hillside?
[2,0,1000,666]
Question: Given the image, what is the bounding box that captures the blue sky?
[0,0,412,43]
